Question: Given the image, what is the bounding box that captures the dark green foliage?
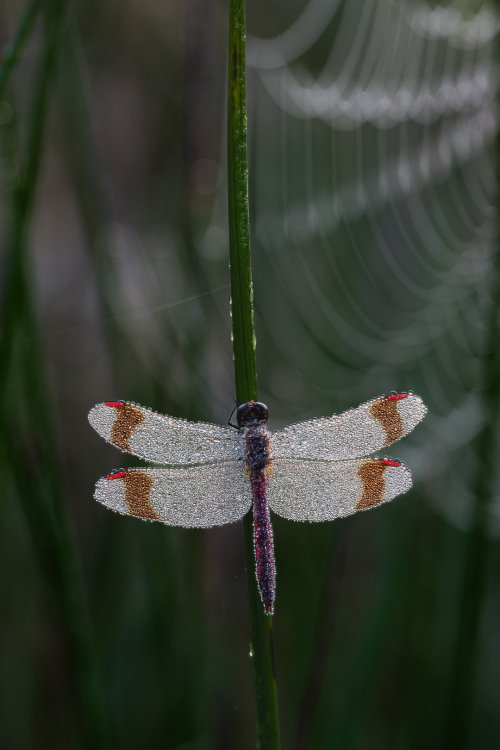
[1,1,499,749]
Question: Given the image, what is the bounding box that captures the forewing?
[267,457,412,521]
[271,393,426,461]
[88,401,242,464]
[95,463,251,527]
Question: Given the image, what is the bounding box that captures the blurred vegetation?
[1,1,499,749]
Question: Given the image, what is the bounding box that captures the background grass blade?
[444,119,500,748]
[0,2,113,746]
[0,0,41,98]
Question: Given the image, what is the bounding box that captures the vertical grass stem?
[0,3,112,746]
[0,0,42,98]
[227,0,281,746]
[444,80,500,746]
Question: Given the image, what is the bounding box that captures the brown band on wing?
[123,471,157,520]
[111,404,145,451]
[356,460,387,510]
[370,398,404,446]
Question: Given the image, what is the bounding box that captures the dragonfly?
[88,392,426,615]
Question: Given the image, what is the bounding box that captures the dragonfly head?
[236,401,269,427]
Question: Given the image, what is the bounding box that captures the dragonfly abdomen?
[246,427,276,615]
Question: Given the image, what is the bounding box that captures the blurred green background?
[1,0,499,748]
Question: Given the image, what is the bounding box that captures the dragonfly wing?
[88,401,243,464]
[271,393,426,461]
[95,463,251,527]
[267,458,412,521]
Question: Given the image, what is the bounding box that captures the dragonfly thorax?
[236,401,269,428]
[245,426,271,472]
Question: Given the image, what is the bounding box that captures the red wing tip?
[385,392,409,401]
[104,400,126,408]
[380,459,401,467]
[107,470,128,480]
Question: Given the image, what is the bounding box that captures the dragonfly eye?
[236,401,269,427]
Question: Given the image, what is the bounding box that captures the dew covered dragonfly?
[88,392,426,614]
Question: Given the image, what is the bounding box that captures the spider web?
[106,0,498,534]
[243,0,498,534]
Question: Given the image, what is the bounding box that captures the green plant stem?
[292,523,352,750]
[0,0,42,98]
[227,0,257,401]
[444,339,497,749]
[227,1,281,747]
[444,86,500,747]
[0,3,112,746]
[57,22,121,335]
[0,0,62,389]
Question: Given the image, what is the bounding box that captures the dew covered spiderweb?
[98,0,498,534]
[245,0,499,535]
